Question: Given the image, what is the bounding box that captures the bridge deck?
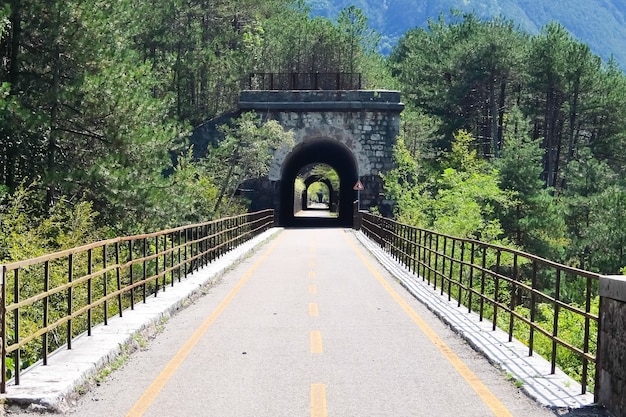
[4,229,601,416]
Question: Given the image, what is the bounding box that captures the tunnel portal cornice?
[239,90,405,112]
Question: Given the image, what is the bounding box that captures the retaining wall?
[598,275,626,417]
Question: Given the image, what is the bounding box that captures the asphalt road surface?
[13,229,597,417]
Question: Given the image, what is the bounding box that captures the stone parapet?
[240,90,404,112]
[598,275,626,417]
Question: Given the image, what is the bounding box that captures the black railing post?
[353,200,362,230]
[129,240,135,309]
[551,269,561,374]
[142,237,148,302]
[429,233,436,286]
[411,227,417,273]
[492,250,501,331]
[87,249,93,336]
[103,245,108,326]
[508,254,518,342]
[116,241,122,317]
[448,240,455,300]
[12,269,20,386]
[440,237,447,295]
[170,233,175,287]
[529,260,538,356]
[458,241,465,307]
[43,261,49,365]
[161,235,167,291]
[154,236,160,296]
[67,254,73,349]
[468,242,475,313]
[177,230,182,282]
[479,248,487,321]
[582,276,592,394]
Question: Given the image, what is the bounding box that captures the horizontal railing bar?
[3,213,262,271]
[374,219,600,280]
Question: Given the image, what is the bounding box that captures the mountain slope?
[308,0,626,68]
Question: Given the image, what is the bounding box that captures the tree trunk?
[46,40,61,210]
[490,73,499,158]
[212,148,239,217]
[4,1,22,191]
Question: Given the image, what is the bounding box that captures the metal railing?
[360,212,599,395]
[245,72,362,91]
[0,210,274,393]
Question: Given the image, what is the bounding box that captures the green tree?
[208,112,294,217]
[390,12,526,154]
[585,58,626,178]
[525,22,603,188]
[310,164,339,191]
[382,135,431,228]
[561,148,626,273]
[432,130,512,241]
[337,5,379,75]
[495,108,568,259]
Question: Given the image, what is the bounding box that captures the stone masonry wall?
[239,90,403,215]
[598,275,626,417]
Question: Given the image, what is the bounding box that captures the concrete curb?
[353,230,596,411]
[0,228,282,413]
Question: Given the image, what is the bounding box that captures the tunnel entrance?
[297,164,337,215]
[279,139,358,228]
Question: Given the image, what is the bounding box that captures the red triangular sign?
[353,180,364,191]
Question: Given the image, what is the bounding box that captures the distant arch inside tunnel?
[280,139,358,227]
[302,173,335,212]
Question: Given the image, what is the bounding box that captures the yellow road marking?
[125,233,284,417]
[344,234,513,417]
[309,270,315,279]
[309,284,317,295]
[309,303,319,317]
[309,261,316,268]
[310,330,323,354]
[310,383,327,417]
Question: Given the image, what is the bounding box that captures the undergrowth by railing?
[0,210,274,393]
[360,212,599,395]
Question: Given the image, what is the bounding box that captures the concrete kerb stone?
[353,230,596,411]
[0,228,283,413]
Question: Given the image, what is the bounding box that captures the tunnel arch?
[279,139,358,227]
[302,174,335,212]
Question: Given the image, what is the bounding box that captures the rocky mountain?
[308,0,626,68]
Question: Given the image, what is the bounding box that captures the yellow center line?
[310,330,323,354]
[309,302,319,317]
[311,383,327,417]
[309,261,316,268]
[309,270,316,279]
[344,234,514,417]
[125,233,284,417]
[309,284,317,295]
